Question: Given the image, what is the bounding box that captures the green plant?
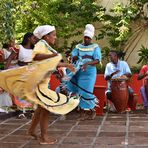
[96,0,148,50]
[137,45,148,65]
[130,66,141,74]
[96,64,106,74]
[0,0,105,46]
[14,0,104,45]
[101,46,110,63]
[0,63,4,70]
[0,0,15,44]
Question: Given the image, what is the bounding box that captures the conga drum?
[145,78,148,99]
[111,78,129,112]
[0,50,4,62]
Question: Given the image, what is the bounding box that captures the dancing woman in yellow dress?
[0,25,79,144]
[28,25,78,144]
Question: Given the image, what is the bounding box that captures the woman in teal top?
[67,24,102,120]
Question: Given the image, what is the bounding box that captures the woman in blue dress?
[67,24,102,120]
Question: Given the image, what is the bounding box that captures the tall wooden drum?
[0,50,4,62]
[111,78,129,112]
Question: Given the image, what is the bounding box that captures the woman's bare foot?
[39,138,57,145]
[78,110,96,120]
[87,110,96,120]
[27,131,38,140]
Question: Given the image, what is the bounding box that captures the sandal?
[17,113,26,119]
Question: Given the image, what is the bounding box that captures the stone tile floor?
[0,110,148,148]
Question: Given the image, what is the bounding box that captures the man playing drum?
[137,64,148,113]
[104,50,134,112]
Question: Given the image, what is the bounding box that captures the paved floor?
[0,110,148,148]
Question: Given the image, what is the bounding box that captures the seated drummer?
[104,50,134,111]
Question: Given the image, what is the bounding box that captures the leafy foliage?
[137,45,148,65]
[14,0,104,45]
[0,0,15,44]
[0,0,147,56]
[96,0,148,50]
[130,66,141,74]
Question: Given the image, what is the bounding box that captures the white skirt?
[0,91,12,107]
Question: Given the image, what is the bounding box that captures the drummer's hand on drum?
[120,75,128,80]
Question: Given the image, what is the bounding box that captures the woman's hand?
[34,53,58,61]
[72,56,78,63]
[0,87,4,94]
[120,75,128,80]
[51,53,58,57]
[67,64,76,73]
[81,63,88,71]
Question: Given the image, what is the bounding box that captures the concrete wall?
[62,0,148,67]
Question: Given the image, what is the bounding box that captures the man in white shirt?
[104,50,134,111]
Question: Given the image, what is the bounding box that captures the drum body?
[111,79,129,112]
[0,50,4,62]
[145,78,148,99]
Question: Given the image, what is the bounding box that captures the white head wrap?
[83,24,95,39]
[33,25,55,39]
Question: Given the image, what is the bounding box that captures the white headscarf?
[84,24,95,39]
[33,25,55,39]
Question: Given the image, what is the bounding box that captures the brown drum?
[111,78,129,112]
[145,78,148,99]
[0,50,4,62]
